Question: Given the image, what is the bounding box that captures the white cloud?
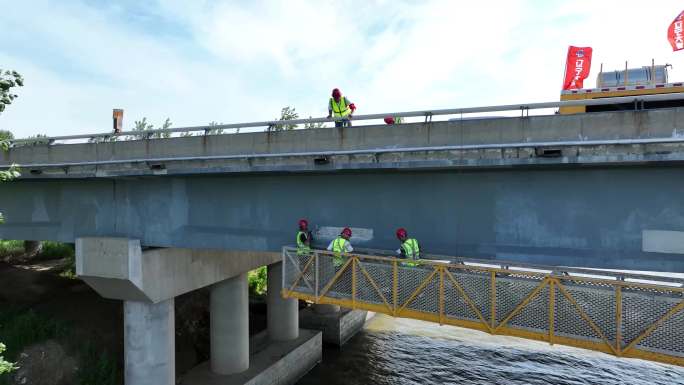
[2,0,684,137]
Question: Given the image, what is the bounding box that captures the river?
[297,314,684,385]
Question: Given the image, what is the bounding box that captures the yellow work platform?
[282,247,684,366]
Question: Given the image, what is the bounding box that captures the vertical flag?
[668,10,684,51]
[562,46,593,90]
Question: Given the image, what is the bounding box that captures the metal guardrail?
[282,247,684,366]
[10,92,684,145]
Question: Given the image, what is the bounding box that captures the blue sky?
[1,0,684,138]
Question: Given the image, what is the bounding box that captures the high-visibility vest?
[331,236,348,267]
[401,238,420,266]
[296,231,311,255]
[329,97,351,117]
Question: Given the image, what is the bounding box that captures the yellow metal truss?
[282,249,684,367]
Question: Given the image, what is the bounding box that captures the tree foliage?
[0,73,20,377]
[129,117,172,139]
[0,70,23,114]
[0,342,18,375]
[271,106,299,131]
[304,116,325,129]
[0,130,14,141]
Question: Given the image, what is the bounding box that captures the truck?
[559,62,684,114]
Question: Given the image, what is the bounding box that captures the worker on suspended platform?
[396,228,420,266]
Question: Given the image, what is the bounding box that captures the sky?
[1,0,684,138]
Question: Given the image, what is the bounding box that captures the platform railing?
[282,247,684,366]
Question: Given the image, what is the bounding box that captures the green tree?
[271,106,299,131]
[0,70,23,114]
[0,130,14,141]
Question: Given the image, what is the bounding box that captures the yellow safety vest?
[296,231,311,256]
[401,238,420,267]
[332,236,348,267]
[329,97,351,117]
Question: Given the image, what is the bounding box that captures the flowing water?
[297,314,684,385]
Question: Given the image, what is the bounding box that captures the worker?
[383,116,404,125]
[396,228,420,266]
[327,88,356,127]
[296,219,312,256]
[327,227,353,267]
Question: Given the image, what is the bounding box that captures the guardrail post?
[549,278,555,345]
[314,251,319,299]
[439,266,445,325]
[393,260,398,316]
[352,257,357,309]
[490,271,497,331]
[616,285,622,356]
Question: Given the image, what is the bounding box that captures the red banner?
[562,46,593,90]
[668,10,684,51]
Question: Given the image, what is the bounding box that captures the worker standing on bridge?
[296,219,312,256]
[396,228,420,266]
[327,88,355,127]
[327,227,353,267]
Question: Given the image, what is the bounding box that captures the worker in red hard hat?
[327,227,354,267]
[396,228,420,266]
[296,219,313,256]
[327,88,356,128]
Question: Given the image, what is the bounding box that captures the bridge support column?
[124,299,175,385]
[267,262,299,341]
[210,272,249,374]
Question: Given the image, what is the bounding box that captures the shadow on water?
[297,314,684,385]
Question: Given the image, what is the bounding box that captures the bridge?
[3,95,684,384]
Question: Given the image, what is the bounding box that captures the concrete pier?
[267,262,298,341]
[211,273,249,375]
[124,299,175,385]
[300,307,368,346]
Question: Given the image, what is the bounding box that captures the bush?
[248,266,267,296]
[0,309,68,363]
[39,241,74,260]
[0,309,118,385]
[0,241,23,258]
[0,343,17,376]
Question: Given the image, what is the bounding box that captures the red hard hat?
[298,219,308,229]
[341,227,352,237]
[332,88,341,98]
[384,117,395,125]
[396,228,407,239]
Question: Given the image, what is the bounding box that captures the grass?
[0,241,23,258]
[0,308,118,385]
[0,240,75,261]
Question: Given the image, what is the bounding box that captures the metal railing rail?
[10,92,684,145]
[282,247,684,366]
[351,247,684,285]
